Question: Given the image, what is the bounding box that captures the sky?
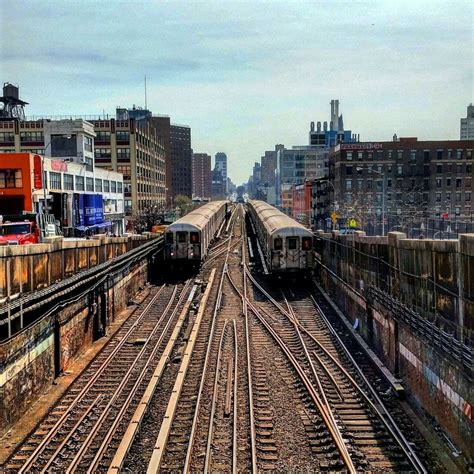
[1,0,473,184]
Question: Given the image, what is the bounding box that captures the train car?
[247,200,313,274]
[164,201,227,268]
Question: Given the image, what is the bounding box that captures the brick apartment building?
[316,138,473,234]
[192,153,211,200]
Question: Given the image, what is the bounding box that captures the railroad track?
[4,282,192,473]
[246,272,427,473]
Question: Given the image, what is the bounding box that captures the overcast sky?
[1,0,472,184]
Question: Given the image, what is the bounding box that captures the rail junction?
[2,204,450,472]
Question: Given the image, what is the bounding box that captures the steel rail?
[309,293,427,474]
[17,284,167,474]
[225,270,356,473]
[183,208,238,473]
[65,286,181,473]
[245,270,426,474]
[231,318,238,474]
[85,281,193,473]
[107,284,198,473]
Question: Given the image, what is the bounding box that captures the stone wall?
[315,231,473,456]
[0,234,152,300]
[0,260,148,434]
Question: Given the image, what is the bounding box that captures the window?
[456,192,462,202]
[117,148,130,160]
[20,131,44,142]
[166,232,173,243]
[49,172,61,190]
[103,180,110,192]
[111,181,117,193]
[346,152,353,161]
[64,173,74,190]
[95,178,102,192]
[436,164,443,174]
[0,132,15,143]
[95,148,111,159]
[86,177,94,191]
[346,179,352,190]
[466,192,471,202]
[446,192,451,201]
[84,136,93,152]
[387,178,392,188]
[410,150,416,161]
[397,150,403,160]
[346,165,353,175]
[274,238,283,250]
[177,232,187,243]
[116,130,130,141]
[456,150,462,159]
[397,165,403,175]
[357,179,363,189]
[287,237,297,250]
[456,178,462,188]
[388,150,392,159]
[190,232,200,243]
[367,180,373,190]
[448,149,452,159]
[436,193,441,202]
[75,175,84,191]
[302,237,312,250]
[437,150,443,159]
[467,164,472,174]
[447,163,453,173]
[95,131,111,141]
[424,150,430,160]
[436,178,442,188]
[357,151,363,160]
[0,169,23,188]
[446,178,451,187]
[457,164,463,173]
[117,182,123,193]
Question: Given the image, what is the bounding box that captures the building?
[325,138,473,235]
[0,116,166,223]
[461,104,474,140]
[211,169,226,199]
[0,153,124,235]
[215,153,228,194]
[150,115,171,200]
[192,152,212,199]
[292,181,313,226]
[170,124,192,199]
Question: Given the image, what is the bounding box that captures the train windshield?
[190,232,200,243]
[302,237,312,250]
[274,238,282,250]
[287,237,298,250]
[177,232,187,243]
[166,232,173,243]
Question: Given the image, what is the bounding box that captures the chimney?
[317,121,321,132]
[323,121,328,131]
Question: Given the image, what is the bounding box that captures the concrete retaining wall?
[315,231,473,456]
[0,260,148,434]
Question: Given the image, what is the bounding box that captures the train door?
[176,231,188,258]
[286,236,300,269]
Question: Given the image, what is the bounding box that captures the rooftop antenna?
[144,74,147,110]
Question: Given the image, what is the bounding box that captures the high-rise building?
[192,153,212,199]
[215,152,228,193]
[170,124,192,199]
[150,115,171,200]
[461,104,474,140]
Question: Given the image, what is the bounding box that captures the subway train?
[247,200,313,274]
[164,201,227,268]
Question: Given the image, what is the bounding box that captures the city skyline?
[2,0,473,184]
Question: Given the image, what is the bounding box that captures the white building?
[35,157,125,235]
[460,104,474,140]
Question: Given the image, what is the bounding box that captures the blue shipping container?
[84,194,96,226]
[95,194,104,224]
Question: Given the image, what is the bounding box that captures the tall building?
[192,152,211,199]
[150,115,171,200]
[461,104,474,139]
[215,152,228,193]
[211,169,225,199]
[170,124,192,199]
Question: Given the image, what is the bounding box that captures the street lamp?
[357,166,386,236]
[41,134,72,214]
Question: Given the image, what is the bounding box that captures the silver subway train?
[164,201,227,267]
[247,200,313,274]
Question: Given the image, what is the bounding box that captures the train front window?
[287,237,297,250]
[177,232,187,243]
[166,233,173,243]
[190,232,200,243]
[302,237,312,250]
[274,238,282,250]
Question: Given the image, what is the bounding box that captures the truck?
[0,213,61,245]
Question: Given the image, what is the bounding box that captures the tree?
[173,194,192,207]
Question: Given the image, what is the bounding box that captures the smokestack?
[317,121,321,132]
[323,121,328,131]
[329,121,334,131]
[310,121,315,132]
